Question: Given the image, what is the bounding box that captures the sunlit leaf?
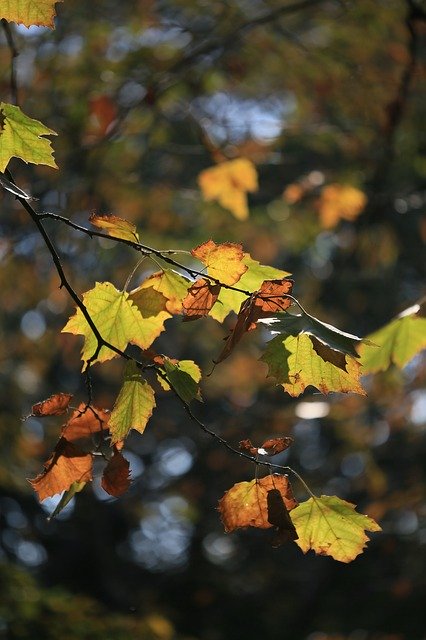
[29,438,93,501]
[101,451,131,497]
[359,301,426,373]
[191,240,247,286]
[218,475,297,533]
[182,278,221,320]
[129,283,172,345]
[137,269,191,314]
[317,184,367,229]
[89,213,140,242]
[261,333,366,397]
[198,158,258,220]
[31,392,73,416]
[1,0,63,28]
[61,403,110,446]
[160,357,202,403]
[290,495,381,563]
[48,481,86,520]
[0,103,57,172]
[109,362,156,444]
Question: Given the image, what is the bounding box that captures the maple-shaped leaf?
[290,495,381,563]
[159,357,202,403]
[61,403,110,447]
[136,269,191,314]
[31,393,73,416]
[1,0,63,28]
[261,333,366,397]
[317,184,367,229]
[0,103,57,172]
[218,474,297,533]
[89,213,140,243]
[209,254,290,323]
[62,282,160,366]
[182,278,221,320]
[48,480,86,520]
[109,362,156,444]
[129,283,172,344]
[29,438,93,501]
[101,451,131,497]
[192,240,247,286]
[216,279,293,363]
[198,158,258,220]
[359,301,426,373]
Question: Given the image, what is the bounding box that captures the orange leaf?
[101,451,131,497]
[191,240,247,286]
[61,403,110,444]
[317,184,367,229]
[259,437,294,456]
[218,475,297,533]
[198,158,258,220]
[182,278,221,320]
[32,393,73,416]
[29,438,93,501]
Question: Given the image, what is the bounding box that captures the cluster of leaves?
[1,0,425,565]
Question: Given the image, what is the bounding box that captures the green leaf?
[137,269,191,314]
[290,495,381,563]
[160,357,202,403]
[261,333,366,397]
[1,0,63,28]
[209,254,291,323]
[48,481,86,520]
[109,362,156,444]
[0,103,57,171]
[62,281,163,366]
[259,310,364,359]
[359,301,426,373]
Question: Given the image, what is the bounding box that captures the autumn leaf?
[359,301,426,373]
[1,0,63,28]
[290,495,381,563]
[62,281,164,366]
[61,403,110,446]
[129,283,172,344]
[182,278,221,320]
[261,333,366,397]
[101,451,131,497]
[48,481,86,520]
[239,437,293,456]
[109,362,156,444]
[209,254,290,323]
[198,158,258,220]
[89,213,140,243]
[160,357,202,403]
[218,475,297,533]
[29,438,93,501]
[136,269,191,314]
[0,103,57,172]
[191,240,247,286]
[31,393,73,416]
[317,184,367,229]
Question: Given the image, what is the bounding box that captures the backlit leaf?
[137,269,191,314]
[290,495,381,563]
[161,357,202,403]
[1,0,63,28]
[129,283,172,345]
[101,451,131,497]
[218,474,297,532]
[182,278,221,320]
[48,481,86,520]
[261,333,366,397]
[191,240,247,286]
[198,158,258,220]
[109,362,156,444]
[29,438,93,501]
[89,213,140,242]
[317,184,367,229]
[0,103,57,171]
[359,301,426,373]
[32,392,73,416]
[61,403,110,445]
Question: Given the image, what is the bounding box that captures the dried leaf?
[101,451,131,497]
[32,393,73,417]
[259,437,294,456]
[182,278,221,320]
[192,240,247,286]
[89,213,139,242]
[267,488,298,545]
[61,403,110,445]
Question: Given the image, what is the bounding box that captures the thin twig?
[1,19,19,105]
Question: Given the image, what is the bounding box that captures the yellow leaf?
[198,158,258,220]
[291,495,381,563]
[0,103,57,172]
[137,269,191,314]
[191,239,247,286]
[1,0,63,28]
[89,213,140,243]
[128,283,172,343]
[317,184,367,229]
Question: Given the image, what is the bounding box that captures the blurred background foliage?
[0,0,425,638]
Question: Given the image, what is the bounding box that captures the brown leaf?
[239,439,259,456]
[61,403,110,445]
[259,437,294,456]
[309,335,348,371]
[218,474,297,533]
[101,451,131,497]
[267,488,299,546]
[32,393,73,416]
[182,278,221,321]
[29,438,93,501]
